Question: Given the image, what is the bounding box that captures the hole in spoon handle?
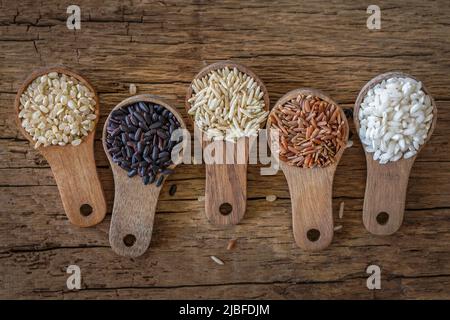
[205,163,247,225]
[219,203,233,215]
[306,229,321,242]
[363,158,414,235]
[123,234,137,247]
[80,204,93,216]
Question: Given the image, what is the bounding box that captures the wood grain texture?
[107,167,162,257]
[281,163,336,251]
[354,72,438,235]
[1,0,450,299]
[185,61,270,225]
[103,94,186,257]
[269,88,348,251]
[13,66,106,227]
[204,144,248,225]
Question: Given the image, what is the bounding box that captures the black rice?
[169,184,177,196]
[106,101,182,186]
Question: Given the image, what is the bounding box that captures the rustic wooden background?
[1,0,449,299]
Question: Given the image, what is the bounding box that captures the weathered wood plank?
[2,275,449,299]
[1,204,449,298]
[1,0,449,299]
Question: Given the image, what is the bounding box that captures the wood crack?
[32,40,42,62]
[228,53,434,60]
[0,245,110,255]
[28,272,450,295]
[33,277,364,294]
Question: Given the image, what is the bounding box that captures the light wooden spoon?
[354,72,437,235]
[103,94,186,257]
[267,88,349,251]
[185,61,270,225]
[14,66,106,227]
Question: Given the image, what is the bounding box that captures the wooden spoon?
[354,72,437,235]
[267,88,349,251]
[103,94,186,257]
[14,66,106,227]
[185,61,270,225]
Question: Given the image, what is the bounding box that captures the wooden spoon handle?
[363,156,415,235]
[281,163,336,251]
[205,163,247,225]
[40,136,106,227]
[109,171,162,257]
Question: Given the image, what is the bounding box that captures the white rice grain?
[129,83,137,95]
[210,255,224,265]
[358,77,433,163]
[339,201,345,219]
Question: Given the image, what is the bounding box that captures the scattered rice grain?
[211,255,224,265]
[339,201,345,219]
[129,83,137,95]
[346,140,353,148]
[227,239,237,250]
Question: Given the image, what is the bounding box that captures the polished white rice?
[358,77,433,164]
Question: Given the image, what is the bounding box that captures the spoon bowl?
[185,60,270,126]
